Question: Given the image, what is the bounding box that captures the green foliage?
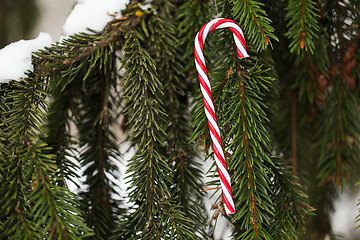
[268,157,314,239]
[0,78,91,239]
[285,0,320,54]
[226,63,275,239]
[76,46,121,239]
[317,82,360,186]
[189,1,310,237]
[177,0,211,71]
[0,9,138,239]
[229,0,278,51]
[118,34,196,239]
[160,1,208,237]
[116,3,208,238]
[45,83,80,188]
[271,0,360,238]
[1,0,360,239]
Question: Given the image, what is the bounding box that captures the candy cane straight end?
[226,205,235,215]
[194,18,248,215]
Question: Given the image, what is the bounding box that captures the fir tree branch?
[76,51,121,239]
[142,1,208,237]
[31,14,141,85]
[268,157,313,239]
[0,79,50,239]
[190,25,276,238]
[285,0,320,54]
[45,83,81,188]
[177,0,211,71]
[0,77,91,238]
[317,79,360,187]
[119,32,196,239]
[316,0,360,187]
[230,0,278,51]
[227,62,274,239]
[29,141,92,239]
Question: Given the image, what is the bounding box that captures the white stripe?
[222,189,235,214]
[199,85,215,112]
[209,125,223,158]
[234,36,249,58]
[212,21,249,58]
[215,22,242,34]
[201,97,216,125]
[207,20,246,48]
[202,20,217,43]
[195,61,212,90]
[220,185,233,214]
[194,33,206,65]
[205,110,219,134]
[219,183,232,207]
[212,139,226,163]
[220,180,233,199]
[203,104,222,141]
[214,157,231,183]
[209,129,225,159]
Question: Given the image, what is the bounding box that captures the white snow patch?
[63,0,130,35]
[331,190,360,239]
[0,32,53,83]
[139,3,152,11]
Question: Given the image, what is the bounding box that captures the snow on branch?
[0,32,53,83]
[63,0,130,35]
[0,0,134,84]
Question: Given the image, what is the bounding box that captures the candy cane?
[194,18,249,215]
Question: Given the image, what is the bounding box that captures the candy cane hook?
[194,18,249,215]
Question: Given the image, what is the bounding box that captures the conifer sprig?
[190,4,311,237]
[31,15,140,86]
[45,85,80,188]
[152,1,208,237]
[75,44,121,239]
[317,79,360,186]
[177,0,211,71]
[191,27,276,238]
[29,141,92,239]
[119,34,196,239]
[285,0,320,54]
[0,77,91,239]
[0,80,43,239]
[316,0,360,189]
[0,12,142,239]
[36,21,135,238]
[268,157,314,239]
[224,62,275,239]
[230,0,278,51]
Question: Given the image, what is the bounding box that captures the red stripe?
[194,47,208,76]
[223,194,235,213]
[198,76,213,101]
[207,117,221,144]
[209,19,221,33]
[209,19,248,60]
[198,23,207,51]
[202,96,216,119]
[228,27,247,53]
[236,49,244,58]
[217,167,232,197]
[213,144,229,170]
[213,19,234,32]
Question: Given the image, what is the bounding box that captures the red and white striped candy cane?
[194,18,249,215]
